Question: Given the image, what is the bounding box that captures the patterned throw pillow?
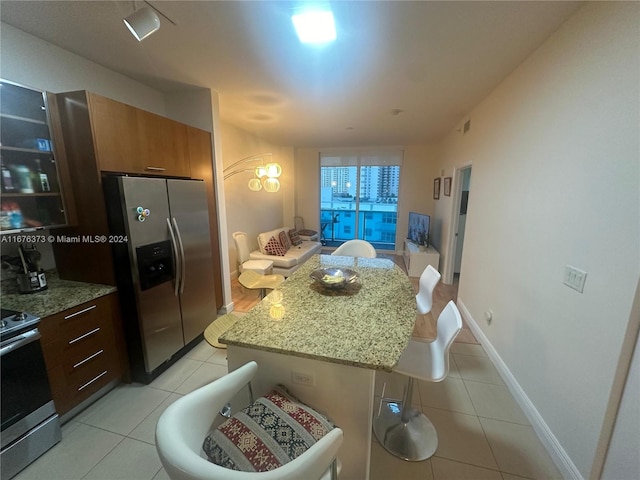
[278,230,292,251]
[202,387,336,472]
[264,236,286,256]
[288,229,303,246]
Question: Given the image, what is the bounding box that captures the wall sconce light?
[123,1,176,41]
[223,153,282,193]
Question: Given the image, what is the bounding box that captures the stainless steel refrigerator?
[103,175,217,383]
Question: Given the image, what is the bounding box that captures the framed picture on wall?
[434,178,441,199]
[444,177,452,196]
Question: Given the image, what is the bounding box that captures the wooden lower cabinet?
[40,293,128,415]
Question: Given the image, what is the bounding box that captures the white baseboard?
[456,298,583,480]
[221,301,235,314]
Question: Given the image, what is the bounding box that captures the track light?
[124,6,160,41]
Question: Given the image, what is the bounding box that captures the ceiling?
[0,1,582,147]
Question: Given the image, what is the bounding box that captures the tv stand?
[403,240,440,277]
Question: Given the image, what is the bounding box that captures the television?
[407,211,430,247]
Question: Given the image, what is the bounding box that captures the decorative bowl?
[310,267,359,289]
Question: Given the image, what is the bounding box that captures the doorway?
[444,164,472,285]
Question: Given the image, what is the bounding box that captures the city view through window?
[320,164,400,250]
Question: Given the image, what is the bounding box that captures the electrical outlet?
[563,265,587,293]
[292,370,315,386]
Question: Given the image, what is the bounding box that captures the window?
[320,150,402,249]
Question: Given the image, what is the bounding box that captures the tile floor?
[14,336,562,480]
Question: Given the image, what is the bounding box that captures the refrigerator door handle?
[167,217,181,297]
[172,217,186,294]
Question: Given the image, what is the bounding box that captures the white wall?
[433,3,639,477]
[294,145,440,253]
[220,121,294,278]
[0,23,166,114]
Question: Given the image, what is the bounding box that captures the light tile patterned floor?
[15,254,562,479]
[15,338,562,480]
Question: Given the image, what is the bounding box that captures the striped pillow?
[288,229,303,246]
[203,387,336,472]
[279,230,292,251]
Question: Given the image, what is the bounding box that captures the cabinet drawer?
[42,325,111,369]
[40,293,127,415]
[40,297,115,366]
[48,363,118,415]
[59,337,109,373]
[40,299,108,340]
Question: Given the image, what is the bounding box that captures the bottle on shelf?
[1,162,16,193]
[10,165,34,193]
[0,201,24,230]
[33,159,50,192]
[0,202,11,229]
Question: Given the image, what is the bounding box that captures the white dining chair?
[156,361,343,480]
[232,231,273,275]
[416,265,441,314]
[373,300,462,461]
[331,239,377,258]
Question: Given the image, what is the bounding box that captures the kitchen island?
[220,254,416,480]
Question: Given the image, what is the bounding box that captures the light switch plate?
[564,265,587,293]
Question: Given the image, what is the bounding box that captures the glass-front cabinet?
[0,79,67,233]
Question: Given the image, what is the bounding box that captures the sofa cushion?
[202,386,335,472]
[298,228,317,237]
[264,236,286,256]
[288,229,303,246]
[258,228,287,254]
[250,240,321,270]
[279,230,292,251]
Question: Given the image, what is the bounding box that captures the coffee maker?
[2,244,48,294]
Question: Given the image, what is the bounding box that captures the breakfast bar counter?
[221,254,416,371]
[220,254,417,480]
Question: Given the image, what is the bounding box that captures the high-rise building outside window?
[320,150,402,249]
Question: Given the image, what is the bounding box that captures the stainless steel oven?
[1,308,61,479]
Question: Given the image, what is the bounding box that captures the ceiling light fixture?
[123,1,176,41]
[124,7,159,41]
[292,9,336,44]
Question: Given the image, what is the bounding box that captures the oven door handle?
[0,328,41,357]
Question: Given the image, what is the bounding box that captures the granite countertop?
[1,271,117,318]
[220,254,417,372]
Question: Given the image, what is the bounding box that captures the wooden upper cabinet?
[86,93,190,177]
[87,93,142,173]
[136,108,190,178]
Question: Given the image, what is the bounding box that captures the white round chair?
[156,361,343,480]
[331,239,377,258]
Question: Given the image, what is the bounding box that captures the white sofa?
[249,227,322,277]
